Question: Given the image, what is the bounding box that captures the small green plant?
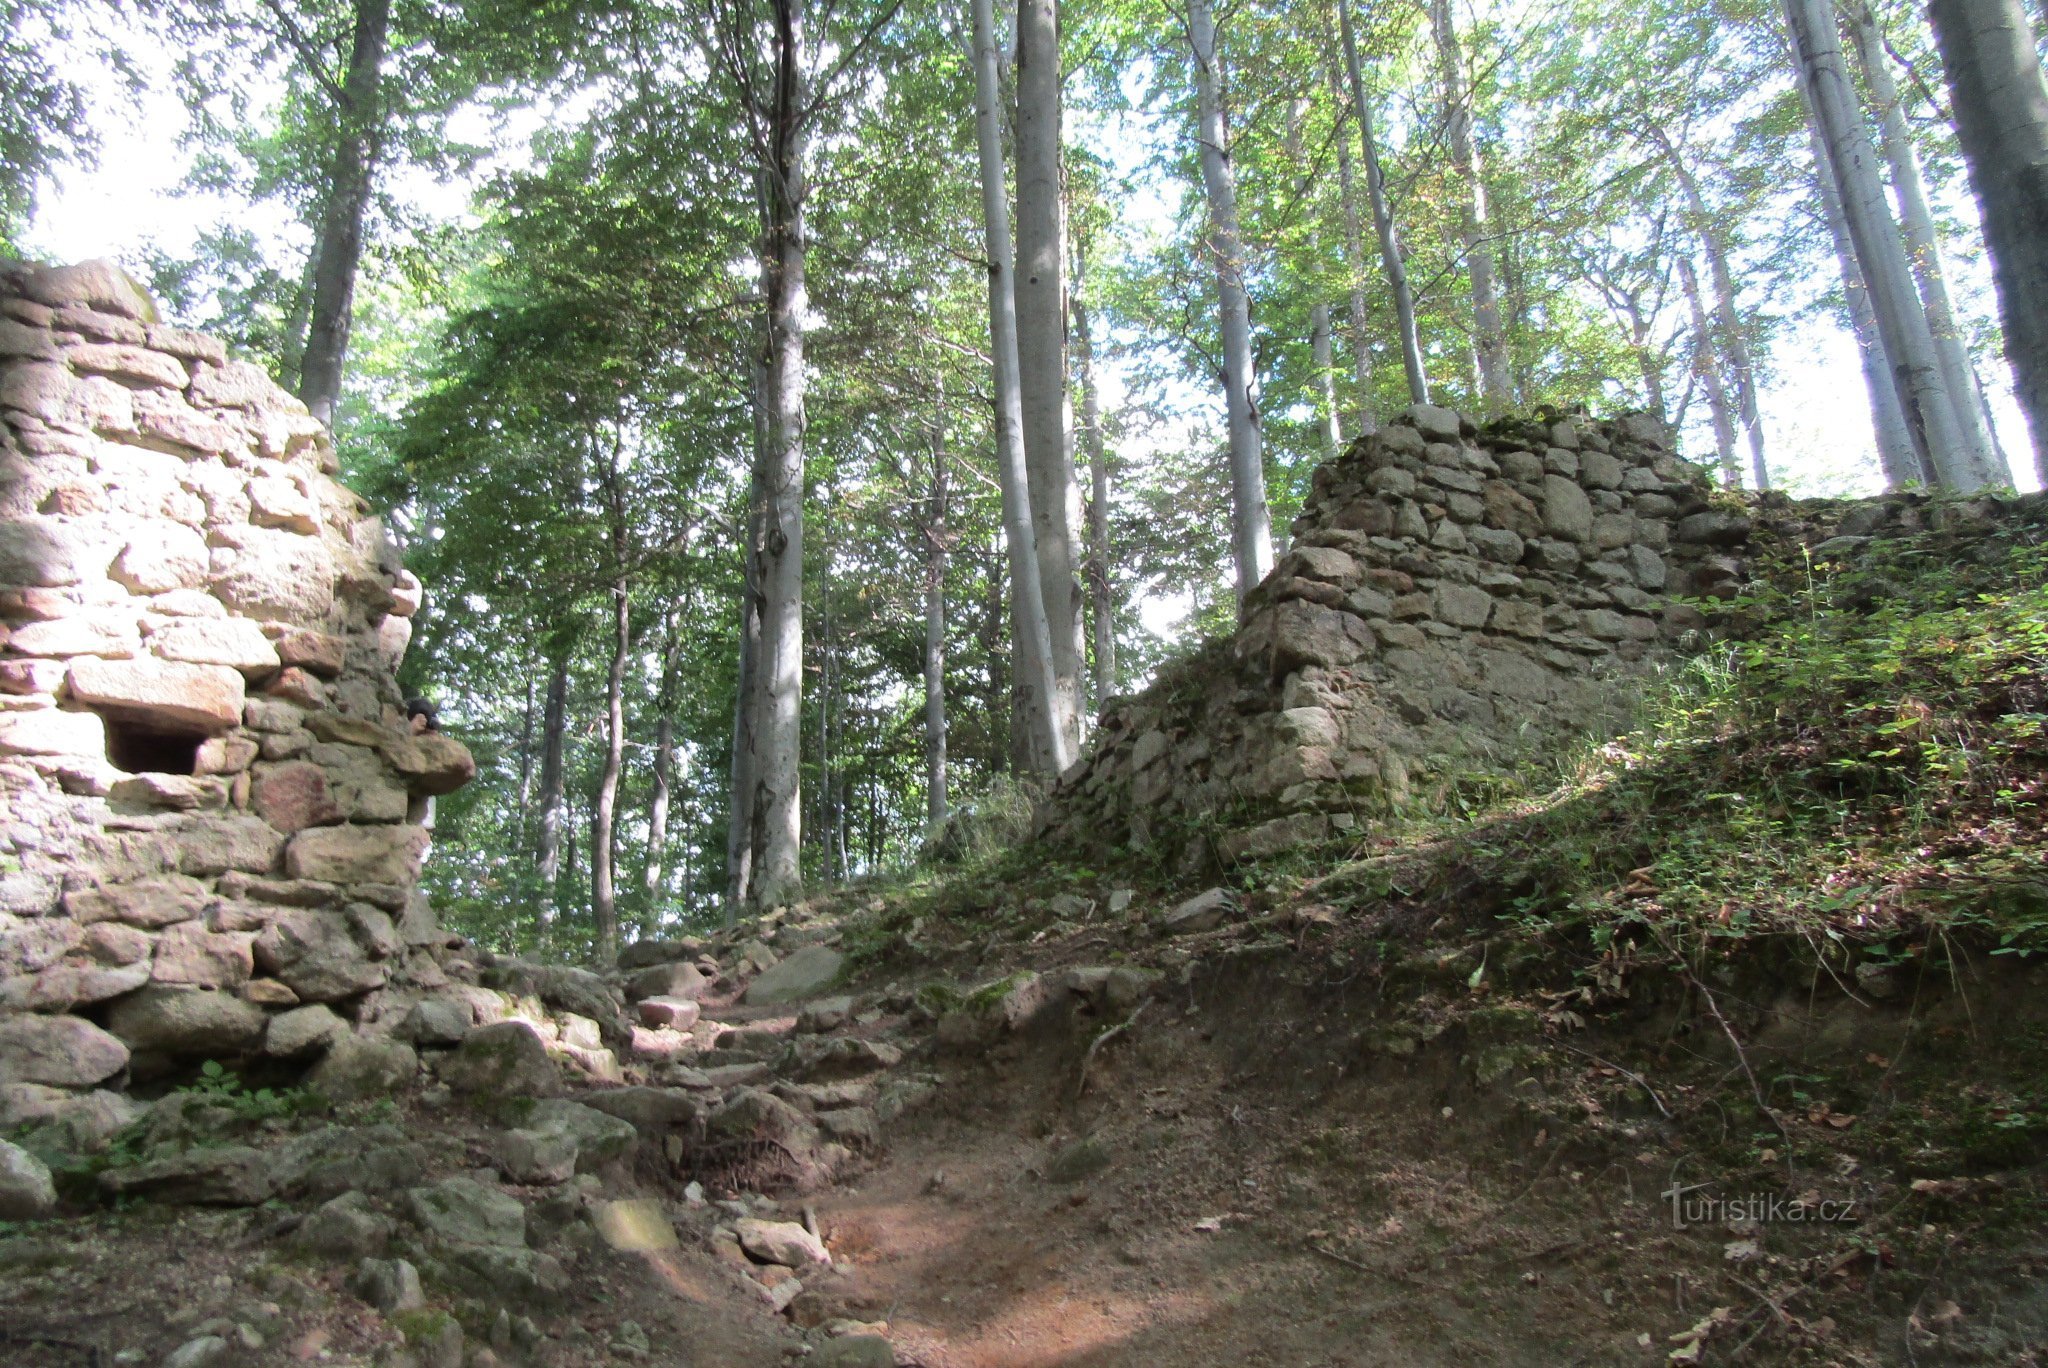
[181,1061,323,1123]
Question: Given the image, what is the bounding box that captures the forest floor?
[6,509,2048,1367]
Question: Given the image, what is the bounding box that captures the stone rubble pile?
[1043,404,1748,861]
[0,259,476,1127]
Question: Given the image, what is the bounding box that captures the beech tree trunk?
[535,646,569,930]
[298,0,389,429]
[1070,272,1117,704]
[1678,255,1743,489]
[922,422,949,832]
[1339,0,1429,404]
[1429,0,1512,412]
[1329,58,1378,434]
[1801,85,1923,486]
[1013,0,1086,755]
[1310,301,1344,459]
[644,606,682,904]
[589,447,628,963]
[1850,1,2010,484]
[1653,129,1770,489]
[968,0,1072,778]
[1786,0,1986,490]
[737,0,811,908]
[1187,0,1274,598]
[1927,0,2048,484]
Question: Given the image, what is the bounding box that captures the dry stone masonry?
[0,259,475,1115]
[1044,404,1749,862]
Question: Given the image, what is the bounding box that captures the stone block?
[150,617,279,673]
[285,824,430,884]
[68,656,244,733]
[1541,474,1593,542]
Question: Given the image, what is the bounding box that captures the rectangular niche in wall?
[101,716,202,776]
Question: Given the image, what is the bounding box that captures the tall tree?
[1785,0,1990,490]
[1014,0,1087,754]
[1338,0,1429,404]
[1798,76,1922,486]
[1927,0,2048,484]
[1428,0,1513,412]
[1847,0,2008,483]
[1186,0,1274,597]
[296,0,389,427]
[967,0,1072,777]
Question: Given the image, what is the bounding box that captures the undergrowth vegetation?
[1373,507,2048,973]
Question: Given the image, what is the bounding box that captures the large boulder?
[743,945,845,1006]
[406,1177,526,1248]
[105,984,266,1058]
[0,1014,130,1087]
[253,908,386,1002]
[0,1138,57,1219]
[438,1020,560,1098]
[284,825,430,885]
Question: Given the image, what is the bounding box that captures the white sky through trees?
[24,7,2042,528]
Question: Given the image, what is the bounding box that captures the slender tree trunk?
[278,247,319,396]
[1785,0,1985,489]
[1329,59,1378,434]
[738,0,811,908]
[1339,0,1429,404]
[1013,0,1086,756]
[1850,1,2011,483]
[1927,0,2048,485]
[726,361,766,919]
[1653,129,1771,489]
[1678,256,1743,488]
[1187,0,1273,598]
[298,0,389,428]
[1615,288,1667,419]
[1070,269,1118,704]
[590,450,628,964]
[923,421,949,833]
[968,0,1073,777]
[1428,0,1512,412]
[1801,78,1924,486]
[1310,301,1343,458]
[515,663,536,831]
[535,646,569,932]
[644,606,681,904]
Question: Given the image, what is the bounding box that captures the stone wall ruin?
[0,259,475,1120]
[1041,404,1750,862]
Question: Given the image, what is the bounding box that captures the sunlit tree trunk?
[1678,255,1743,488]
[535,645,569,932]
[1927,0,2048,485]
[1800,79,1923,485]
[1328,59,1378,435]
[1187,0,1273,598]
[644,606,682,905]
[1339,0,1428,404]
[968,0,1072,777]
[737,0,811,907]
[922,419,949,832]
[1652,128,1770,489]
[1849,1,2010,483]
[299,0,388,428]
[1429,0,1512,412]
[1310,301,1343,458]
[589,442,628,962]
[1786,0,1985,489]
[1014,0,1086,756]
[1070,268,1117,704]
